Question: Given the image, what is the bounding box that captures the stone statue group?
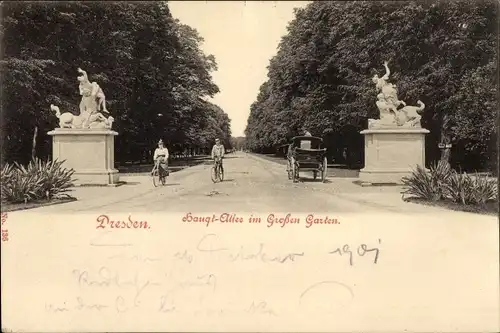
[51,68,114,129]
[369,61,425,129]
[49,61,422,131]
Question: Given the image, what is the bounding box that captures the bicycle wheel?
[219,165,224,182]
[211,165,219,183]
[152,167,160,187]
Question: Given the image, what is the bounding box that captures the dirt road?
[23,152,469,214]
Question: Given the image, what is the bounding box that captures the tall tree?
[0,1,232,165]
[245,0,497,171]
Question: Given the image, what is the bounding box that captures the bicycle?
[211,157,224,183]
[151,160,167,187]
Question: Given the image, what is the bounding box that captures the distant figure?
[211,138,226,174]
[300,129,312,149]
[153,139,169,178]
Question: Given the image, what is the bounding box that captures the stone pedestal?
[48,129,119,186]
[359,128,429,185]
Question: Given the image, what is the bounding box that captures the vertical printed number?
[1,230,8,242]
[1,213,8,242]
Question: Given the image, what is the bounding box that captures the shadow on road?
[120,181,142,186]
[297,178,333,184]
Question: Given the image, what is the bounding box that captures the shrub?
[402,162,498,206]
[26,159,75,199]
[0,158,75,204]
[401,161,451,201]
[1,164,44,203]
[471,173,498,204]
[443,170,476,205]
[445,171,497,205]
[1,163,15,187]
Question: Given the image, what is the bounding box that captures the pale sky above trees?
[169,1,311,137]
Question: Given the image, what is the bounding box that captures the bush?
[401,162,452,201]
[402,162,498,206]
[445,171,497,205]
[1,158,75,204]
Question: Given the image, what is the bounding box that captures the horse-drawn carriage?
[286,136,328,183]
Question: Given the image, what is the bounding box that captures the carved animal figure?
[50,104,84,128]
[395,100,425,127]
[89,116,114,129]
[376,93,398,118]
[51,104,112,129]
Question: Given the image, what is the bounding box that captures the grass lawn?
[1,197,77,213]
[404,197,498,216]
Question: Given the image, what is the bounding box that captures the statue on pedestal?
[50,68,113,129]
[368,61,425,129]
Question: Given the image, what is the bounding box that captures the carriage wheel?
[321,157,328,182]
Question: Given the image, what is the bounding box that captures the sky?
[169,1,311,137]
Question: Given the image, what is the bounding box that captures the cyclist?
[211,138,225,174]
[153,139,169,179]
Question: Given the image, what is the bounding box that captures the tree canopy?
[1,1,231,164]
[245,0,497,171]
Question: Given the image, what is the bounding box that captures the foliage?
[444,171,497,205]
[402,162,498,206]
[245,0,497,171]
[401,162,451,201]
[0,2,231,164]
[1,158,75,203]
[230,137,246,151]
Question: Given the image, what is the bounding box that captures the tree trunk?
[32,126,38,160]
[439,113,451,165]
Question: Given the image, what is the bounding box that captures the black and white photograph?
[1,1,498,332]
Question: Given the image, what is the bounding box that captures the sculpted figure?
[51,104,113,129]
[372,61,393,92]
[89,115,114,129]
[79,86,97,114]
[77,68,108,114]
[395,100,425,127]
[372,61,406,109]
[51,104,84,129]
[376,93,398,117]
[369,61,427,129]
[50,67,113,130]
[368,94,396,128]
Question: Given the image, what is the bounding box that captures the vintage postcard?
[1,1,498,332]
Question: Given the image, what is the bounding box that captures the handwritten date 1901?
[96,215,150,229]
[329,239,381,266]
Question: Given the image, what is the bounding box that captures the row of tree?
[0,1,232,165]
[245,0,497,171]
[230,136,246,151]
